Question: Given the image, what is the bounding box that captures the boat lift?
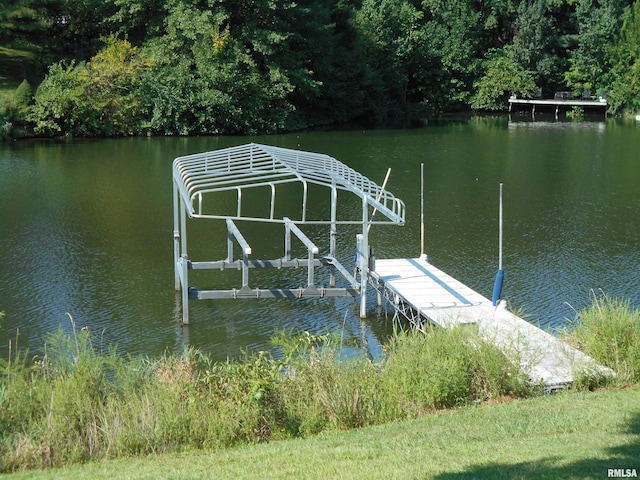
[171,143,613,388]
[173,143,405,324]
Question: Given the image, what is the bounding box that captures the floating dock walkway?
[173,143,613,389]
[369,257,613,388]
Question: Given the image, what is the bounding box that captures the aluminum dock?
[369,257,613,389]
[173,143,613,390]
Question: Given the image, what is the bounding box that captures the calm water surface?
[1,116,639,360]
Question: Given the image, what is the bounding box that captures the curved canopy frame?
[172,143,405,225]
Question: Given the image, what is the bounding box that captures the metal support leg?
[329,184,337,287]
[226,218,252,288]
[285,223,292,261]
[242,252,249,287]
[178,194,189,324]
[180,255,189,325]
[359,193,369,318]
[173,183,181,290]
[173,231,181,291]
[180,196,188,260]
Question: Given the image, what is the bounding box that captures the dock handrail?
[284,217,318,288]
[226,218,251,288]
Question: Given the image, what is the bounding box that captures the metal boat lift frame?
[173,143,405,324]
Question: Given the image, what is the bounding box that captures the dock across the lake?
[369,257,613,389]
[508,97,608,118]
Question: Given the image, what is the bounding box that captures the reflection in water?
[1,120,639,361]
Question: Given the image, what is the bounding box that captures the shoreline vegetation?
[2,1,640,141]
[1,294,639,475]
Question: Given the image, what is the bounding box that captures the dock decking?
[370,257,613,389]
[508,98,608,118]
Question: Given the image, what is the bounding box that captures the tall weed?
[278,348,380,435]
[565,293,640,383]
[1,320,539,473]
[379,327,533,417]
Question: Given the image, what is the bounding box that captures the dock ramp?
[370,257,614,389]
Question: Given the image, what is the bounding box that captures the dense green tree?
[286,0,365,126]
[4,0,640,138]
[106,0,167,44]
[0,0,56,49]
[1,0,116,76]
[45,0,116,60]
[511,0,558,93]
[420,0,483,109]
[471,49,537,109]
[137,0,313,134]
[565,0,627,95]
[353,0,426,121]
[353,0,484,117]
[477,0,519,49]
[607,0,640,114]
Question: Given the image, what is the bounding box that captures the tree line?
[1,0,639,138]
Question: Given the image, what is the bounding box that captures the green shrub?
[0,80,33,139]
[28,36,153,137]
[472,50,537,110]
[28,61,88,136]
[565,294,640,383]
[0,109,9,140]
[12,80,32,115]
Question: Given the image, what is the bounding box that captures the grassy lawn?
[4,386,639,480]
[0,46,35,100]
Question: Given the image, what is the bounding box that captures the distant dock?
[509,97,608,118]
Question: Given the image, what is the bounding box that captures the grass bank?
[1,293,639,476]
[0,322,536,472]
[3,386,639,479]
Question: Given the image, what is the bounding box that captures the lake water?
[1,115,639,361]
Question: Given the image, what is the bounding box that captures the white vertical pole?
[420,163,426,260]
[242,252,249,288]
[359,195,368,318]
[499,183,503,271]
[284,222,292,261]
[227,222,234,263]
[180,196,188,259]
[181,257,189,324]
[491,183,505,307]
